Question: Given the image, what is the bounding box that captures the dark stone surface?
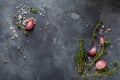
[0,0,120,80]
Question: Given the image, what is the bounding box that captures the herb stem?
[91,21,103,44]
[82,67,118,78]
[16,23,29,36]
[74,38,86,73]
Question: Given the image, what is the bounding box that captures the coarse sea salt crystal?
[118,43,120,45]
[10,27,14,30]
[40,12,43,16]
[117,38,120,40]
[102,25,104,28]
[18,15,23,20]
[16,6,19,9]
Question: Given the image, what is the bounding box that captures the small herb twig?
[29,8,37,14]
[82,67,118,78]
[88,47,106,70]
[91,21,103,44]
[104,39,111,46]
[16,23,29,36]
[74,38,86,73]
[82,60,119,78]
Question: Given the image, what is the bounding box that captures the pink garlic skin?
[100,37,104,45]
[25,18,35,30]
[95,60,106,70]
[88,45,97,56]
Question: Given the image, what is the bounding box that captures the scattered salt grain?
[16,6,19,9]
[12,29,16,33]
[10,27,14,30]
[23,4,27,8]
[62,46,65,49]
[11,36,15,40]
[102,25,104,28]
[44,26,48,29]
[14,34,18,38]
[18,15,23,20]
[107,28,112,31]
[23,56,26,60]
[117,38,120,40]
[39,28,42,31]
[4,60,8,64]
[26,1,29,4]
[40,12,43,16]
[22,19,29,25]
[46,21,49,25]
[110,46,113,48]
[118,43,120,45]
[13,15,17,18]
[17,46,21,51]
[86,24,88,27]
[53,37,57,44]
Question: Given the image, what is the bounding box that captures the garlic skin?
[95,60,106,70]
[88,45,97,56]
[100,37,104,45]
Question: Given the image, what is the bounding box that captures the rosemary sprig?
[74,38,86,73]
[87,47,107,70]
[91,21,103,44]
[29,8,37,14]
[16,23,29,36]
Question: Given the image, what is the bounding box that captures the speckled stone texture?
[0,0,120,80]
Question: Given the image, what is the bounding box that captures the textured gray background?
[0,0,120,80]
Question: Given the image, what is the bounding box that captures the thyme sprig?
[74,38,86,73]
[82,67,118,78]
[91,21,103,44]
[29,7,37,14]
[82,60,119,78]
[74,21,119,78]
[16,22,29,36]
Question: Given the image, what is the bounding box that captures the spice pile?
[13,1,48,36]
[74,21,119,78]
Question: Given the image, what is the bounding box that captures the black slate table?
[0,0,120,80]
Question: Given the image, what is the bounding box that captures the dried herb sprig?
[91,21,103,44]
[16,22,29,36]
[74,38,86,73]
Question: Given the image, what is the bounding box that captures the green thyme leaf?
[16,23,29,36]
[104,39,111,46]
[114,60,119,67]
[91,21,103,44]
[74,38,86,73]
[29,7,37,14]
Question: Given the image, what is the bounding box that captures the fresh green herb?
[114,60,119,67]
[74,38,86,73]
[16,23,29,36]
[104,39,111,46]
[82,67,118,78]
[74,21,119,78]
[87,47,107,70]
[91,21,103,44]
[29,8,37,14]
